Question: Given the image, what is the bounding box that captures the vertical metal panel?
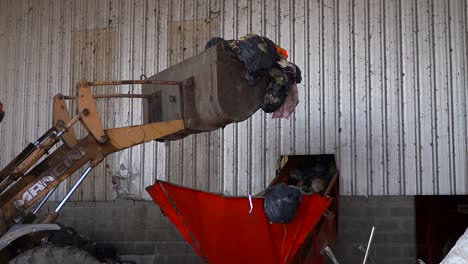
[401,0,418,195]
[384,0,403,195]
[369,0,384,195]
[452,0,468,194]
[338,0,354,195]
[0,0,466,199]
[353,0,371,195]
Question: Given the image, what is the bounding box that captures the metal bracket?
[77,81,107,143]
[0,224,61,251]
[53,94,78,147]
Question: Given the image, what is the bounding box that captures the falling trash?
[262,68,291,113]
[272,63,300,118]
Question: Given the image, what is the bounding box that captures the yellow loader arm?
[0,79,185,233]
[0,45,266,253]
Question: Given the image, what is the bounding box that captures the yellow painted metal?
[53,95,78,148]
[77,81,107,143]
[106,120,185,150]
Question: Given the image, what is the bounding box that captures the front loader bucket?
[146,155,339,264]
[142,44,267,140]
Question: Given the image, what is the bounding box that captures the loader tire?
[9,245,101,264]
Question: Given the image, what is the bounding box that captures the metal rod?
[54,166,93,213]
[363,226,375,264]
[88,80,182,86]
[357,245,376,264]
[7,125,72,184]
[33,128,57,146]
[32,186,57,215]
[0,176,14,194]
[63,94,151,100]
[323,246,340,264]
[56,114,81,138]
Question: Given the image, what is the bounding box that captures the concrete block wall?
[39,196,416,264]
[39,200,200,264]
[333,196,416,264]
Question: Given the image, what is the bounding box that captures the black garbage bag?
[205,37,237,59]
[264,183,303,224]
[205,37,227,49]
[206,35,278,86]
[261,68,291,113]
[283,63,302,85]
[292,63,302,84]
[233,35,278,86]
[282,64,296,84]
[205,35,303,116]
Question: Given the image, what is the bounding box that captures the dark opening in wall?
[416,195,468,263]
[273,154,338,194]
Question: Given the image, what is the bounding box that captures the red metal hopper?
[146,155,339,264]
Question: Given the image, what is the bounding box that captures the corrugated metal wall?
[0,0,466,200]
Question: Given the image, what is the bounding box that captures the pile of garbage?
[289,158,336,194]
[264,156,336,224]
[205,35,302,119]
